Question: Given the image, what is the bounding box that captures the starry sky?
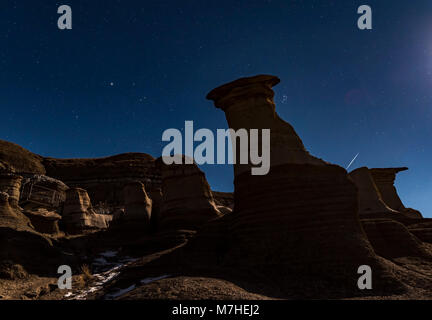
[0,1,431,216]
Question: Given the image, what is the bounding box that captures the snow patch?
[100,250,118,258]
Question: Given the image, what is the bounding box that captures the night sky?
[0,1,430,216]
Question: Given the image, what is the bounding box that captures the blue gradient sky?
[0,1,430,216]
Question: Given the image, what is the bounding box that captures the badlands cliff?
[0,75,431,300]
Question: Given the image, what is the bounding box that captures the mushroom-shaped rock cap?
[206,75,280,110]
[370,167,408,175]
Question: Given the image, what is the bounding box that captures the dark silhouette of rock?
[205,75,403,297]
[62,188,112,234]
[123,181,152,226]
[370,168,423,219]
[43,153,161,207]
[157,156,222,230]
[0,140,45,174]
[349,167,400,218]
[361,218,430,259]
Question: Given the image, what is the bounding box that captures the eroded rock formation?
[123,181,152,226]
[205,75,402,297]
[349,167,399,218]
[0,176,69,277]
[361,218,430,259]
[0,140,45,175]
[20,174,69,209]
[207,75,325,176]
[23,208,61,235]
[0,173,23,207]
[157,156,222,230]
[62,188,112,234]
[370,168,423,219]
[43,153,161,207]
[0,191,30,228]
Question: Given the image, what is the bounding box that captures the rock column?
[0,173,23,207]
[62,188,111,233]
[206,75,402,297]
[123,181,152,226]
[370,168,422,219]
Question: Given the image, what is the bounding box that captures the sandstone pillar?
[206,75,402,297]
[370,168,422,219]
[123,181,152,225]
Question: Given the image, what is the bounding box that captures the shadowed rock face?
[123,181,152,226]
[0,191,31,228]
[20,174,69,209]
[349,167,400,218]
[43,154,161,208]
[0,139,163,210]
[207,75,325,177]
[0,173,23,207]
[361,218,430,259]
[0,181,70,277]
[157,156,222,230]
[23,209,61,235]
[18,175,67,234]
[0,175,34,230]
[62,188,112,234]
[370,168,422,219]
[206,75,403,297]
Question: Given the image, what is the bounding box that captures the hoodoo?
[0,173,23,207]
[370,168,422,219]
[206,75,402,297]
[349,167,399,218]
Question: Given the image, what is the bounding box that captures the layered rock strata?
[0,140,45,174]
[349,167,400,218]
[62,188,112,233]
[19,174,69,209]
[361,218,430,259]
[370,168,422,219]
[0,191,31,228]
[157,156,222,230]
[205,75,402,296]
[123,181,152,228]
[23,208,61,235]
[0,173,23,207]
[0,179,68,276]
[43,153,161,206]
